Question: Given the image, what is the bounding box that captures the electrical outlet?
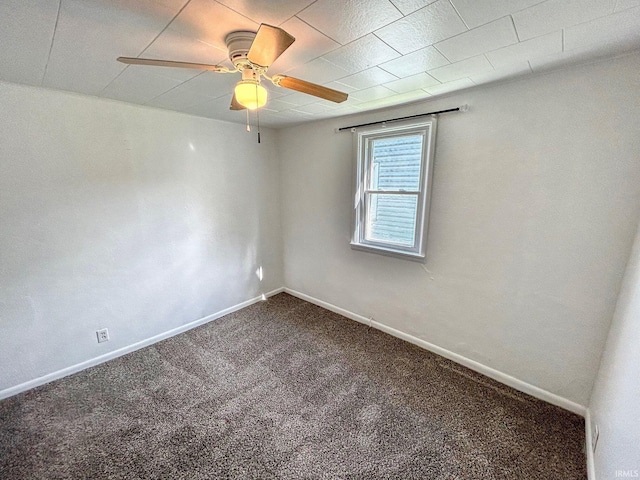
[96,328,109,343]
[592,424,599,453]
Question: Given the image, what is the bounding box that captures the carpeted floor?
[0,293,586,479]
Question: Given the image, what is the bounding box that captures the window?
[351,119,437,261]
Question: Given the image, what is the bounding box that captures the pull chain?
[255,82,261,144]
[246,109,250,132]
[257,108,261,144]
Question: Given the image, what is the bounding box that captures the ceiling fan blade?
[117,57,229,72]
[274,75,348,103]
[247,24,295,68]
[230,93,246,111]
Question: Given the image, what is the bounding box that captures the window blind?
[367,135,423,245]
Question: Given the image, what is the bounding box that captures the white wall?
[0,81,282,392]
[589,218,640,479]
[278,52,640,407]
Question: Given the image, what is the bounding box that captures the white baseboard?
[284,288,587,417]
[585,409,597,479]
[2,285,588,418]
[0,287,284,401]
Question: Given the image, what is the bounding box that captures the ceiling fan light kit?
[234,79,267,110]
[117,23,348,113]
[231,68,267,110]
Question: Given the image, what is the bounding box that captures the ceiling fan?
[117,24,348,111]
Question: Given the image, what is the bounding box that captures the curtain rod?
[337,104,468,132]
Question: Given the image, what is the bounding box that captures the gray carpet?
[0,293,586,479]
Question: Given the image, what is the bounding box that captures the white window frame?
[351,118,437,261]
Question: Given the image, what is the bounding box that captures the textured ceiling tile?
[428,55,493,83]
[264,98,298,111]
[292,102,338,114]
[529,40,640,75]
[389,0,438,15]
[262,82,292,99]
[330,105,364,118]
[181,94,235,119]
[384,72,440,93]
[44,0,187,95]
[350,85,396,102]
[137,30,228,83]
[142,27,229,66]
[297,0,402,45]
[527,47,604,73]
[101,68,181,104]
[169,0,258,52]
[388,89,432,104]
[375,0,468,55]
[450,0,543,29]
[120,63,201,83]
[423,77,474,95]
[0,0,59,86]
[379,46,449,77]
[176,70,239,98]
[435,17,518,63]
[323,34,400,74]
[334,67,398,90]
[284,108,315,117]
[267,16,340,74]
[352,88,429,110]
[324,81,359,93]
[284,57,350,85]
[616,0,640,11]
[7,0,639,128]
[276,91,324,106]
[485,31,562,69]
[564,5,640,52]
[469,63,531,85]
[513,0,616,41]
[215,0,315,26]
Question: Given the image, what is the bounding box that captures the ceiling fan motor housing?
[241,69,260,82]
[225,31,257,68]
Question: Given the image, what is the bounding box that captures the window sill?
[350,242,426,262]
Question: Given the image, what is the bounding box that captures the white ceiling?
[1,0,639,127]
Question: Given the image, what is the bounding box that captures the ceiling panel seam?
[97,0,193,96]
[40,0,62,87]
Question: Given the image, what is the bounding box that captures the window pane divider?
[364,190,420,195]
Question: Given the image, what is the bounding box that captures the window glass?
[369,135,423,192]
[365,193,418,246]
